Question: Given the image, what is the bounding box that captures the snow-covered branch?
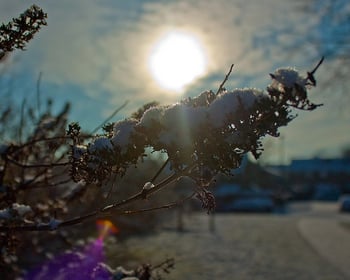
[69,59,323,188]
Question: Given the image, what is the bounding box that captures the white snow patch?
[111,119,138,154]
[138,106,166,129]
[88,136,113,154]
[0,203,32,220]
[72,145,87,160]
[156,104,207,149]
[270,67,306,89]
[13,203,32,216]
[208,88,266,127]
[143,182,155,190]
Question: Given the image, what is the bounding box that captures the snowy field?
[107,202,350,280]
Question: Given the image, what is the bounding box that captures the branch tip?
[216,63,234,95]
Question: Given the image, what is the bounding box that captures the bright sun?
[148,31,207,93]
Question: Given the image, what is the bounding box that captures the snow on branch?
[69,58,323,187]
[0,59,323,233]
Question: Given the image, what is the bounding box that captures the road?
[107,202,350,279]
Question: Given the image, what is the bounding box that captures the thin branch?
[0,192,195,232]
[309,56,325,75]
[0,211,99,232]
[11,135,70,153]
[100,167,190,213]
[0,165,195,232]
[216,64,234,95]
[150,157,170,183]
[91,100,129,134]
[21,178,72,190]
[307,56,324,86]
[6,156,69,169]
[36,72,42,118]
[18,98,26,143]
[105,173,118,200]
[102,192,196,216]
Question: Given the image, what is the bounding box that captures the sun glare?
[148,31,207,93]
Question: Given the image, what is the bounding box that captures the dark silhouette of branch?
[5,155,69,169]
[307,56,324,86]
[36,72,42,117]
[150,157,170,183]
[105,192,196,216]
[0,165,195,232]
[91,100,129,134]
[216,64,234,95]
[0,5,47,60]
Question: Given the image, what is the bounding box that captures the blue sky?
[0,0,349,164]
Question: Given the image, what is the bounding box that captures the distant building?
[268,157,350,177]
[267,157,350,200]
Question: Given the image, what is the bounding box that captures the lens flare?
[96,219,119,241]
[24,239,105,279]
[25,221,119,279]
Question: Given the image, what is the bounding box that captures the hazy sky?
[1,0,349,164]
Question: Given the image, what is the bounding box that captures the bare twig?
[307,56,325,86]
[150,157,170,183]
[6,155,69,168]
[0,165,195,232]
[91,100,129,134]
[105,173,118,200]
[101,165,194,213]
[0,191,195,232]
[36,72,42,118]
[21,178,72,190]
[12,136,68,151]
[216,64,234,95]
[18,98,26,143]
[102,192,196,216]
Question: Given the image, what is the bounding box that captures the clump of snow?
[208,88,267,128]
[72,145,87,160]
[162,103,207,129]
[143,182,155,191]
[136,88,270,151]
[138,106,165,129]
[13,203,32,216]
[88,136,113,154]
[157,104,207,148]
[111,119,138,154]
[0,203,32,220]
[270,67,307,92]
[115,266,136,277]
[185,90,215,107]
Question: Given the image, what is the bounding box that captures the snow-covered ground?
[107,202,350,280]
